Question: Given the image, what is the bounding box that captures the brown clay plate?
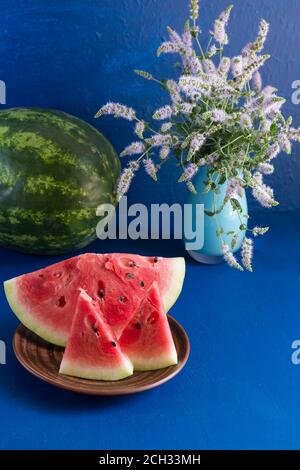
[13,316,190,396]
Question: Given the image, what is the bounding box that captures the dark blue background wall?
[1,0,300,210]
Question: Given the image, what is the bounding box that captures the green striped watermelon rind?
[0,107,120,255]
[4,257,186,347]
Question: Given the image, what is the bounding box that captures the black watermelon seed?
[57,296,66,308]
[135,322,142,330]
[92,324,99,334]
[140,281,145,287]
[98,289,105,299]
[119,295,125,302]
[154,256,158,263]
[111,341,116,347]
[126,273,134,279]
[129,261,137,267]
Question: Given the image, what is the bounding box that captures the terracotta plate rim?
[12,315,190,396]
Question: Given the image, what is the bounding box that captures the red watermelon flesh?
[119,282,177,370]
[59,290,133,381]
[4,253,185,346]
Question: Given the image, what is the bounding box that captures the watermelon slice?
[119,282,177,370]
[59,290,133,381]
[4,253,185,346]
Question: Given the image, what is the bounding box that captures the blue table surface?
[1,211,300,450]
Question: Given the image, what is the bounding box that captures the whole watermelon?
[0,108,120,255]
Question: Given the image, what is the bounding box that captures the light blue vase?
[184,166,248,264]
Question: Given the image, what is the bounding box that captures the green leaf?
[204,210,215,217]
[160,79,168,90]
[218,174,226,185]
[134,69,154,81]
[230,198,243,212]
[174,147,181,159]
[184,20,190,32]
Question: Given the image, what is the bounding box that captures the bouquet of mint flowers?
[95,0,300,271]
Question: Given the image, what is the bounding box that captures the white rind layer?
[131,347,178,371]
[59,357,134,381]
[162,257,186,312]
